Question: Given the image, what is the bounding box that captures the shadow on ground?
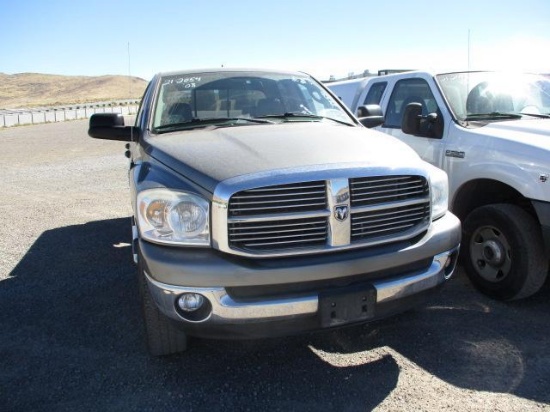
[1,218,548,411]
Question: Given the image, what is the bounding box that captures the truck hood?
[146,122,422,192]
[474,118,550,151]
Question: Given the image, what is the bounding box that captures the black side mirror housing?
[401,103,443,139]
[357,104,384,128]
[401,103,423,135]
[88,113,138,141]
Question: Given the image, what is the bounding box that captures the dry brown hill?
[0,72,148,109]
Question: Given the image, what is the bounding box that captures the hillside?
[0,72,148,109]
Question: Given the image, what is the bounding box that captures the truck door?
[378,78,446,169]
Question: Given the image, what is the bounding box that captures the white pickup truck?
[328,71,550,300]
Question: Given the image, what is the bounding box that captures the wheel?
[138,256,188,356]
[462,204,548,300]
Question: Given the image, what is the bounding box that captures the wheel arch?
[451,179,537,222]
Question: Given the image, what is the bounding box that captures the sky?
[2,0,550,81]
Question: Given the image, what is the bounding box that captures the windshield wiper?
[215,117,275,124]
[154,117,274,133]
[464,112,523,121]
[256,112,321,120]
[255,112,354,126]
[517,112,550,119]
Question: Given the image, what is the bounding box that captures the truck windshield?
[436,72,550,122]
[152,71,354,132]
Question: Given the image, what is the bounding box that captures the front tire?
[138,256,188,356]
[462,204,548,300]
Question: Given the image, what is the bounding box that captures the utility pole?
[467,29,471,71]
[128,42,132,96]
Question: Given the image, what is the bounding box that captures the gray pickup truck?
[88,68,461,356]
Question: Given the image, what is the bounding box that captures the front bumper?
[141,212,461,338]
[146,248,457,320]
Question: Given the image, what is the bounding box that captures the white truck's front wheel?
[462,204,548,300]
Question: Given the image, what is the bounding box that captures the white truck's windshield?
[152,71,353,132]
[436,71,550,122]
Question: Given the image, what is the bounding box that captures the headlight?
[137,189,210,246]
[428,166,449,220]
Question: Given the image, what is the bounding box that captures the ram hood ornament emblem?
[334,205,349,222]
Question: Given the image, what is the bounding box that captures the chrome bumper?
[145,247,459,325]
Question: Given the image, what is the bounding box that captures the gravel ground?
[1,120,549,412]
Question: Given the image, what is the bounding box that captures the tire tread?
[139,263,188,356]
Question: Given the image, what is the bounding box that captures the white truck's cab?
[329,71,550,300]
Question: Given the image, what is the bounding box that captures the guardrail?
[0,100,140,128]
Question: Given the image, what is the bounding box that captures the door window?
[363,82,386,105]
[384,79,438,128]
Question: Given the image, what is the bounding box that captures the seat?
[494,94,514,112]
[255,98,284,117]
[195,92,217,111]
[165,102,192,124]
[466,82,494,114]
[400,95,427,115]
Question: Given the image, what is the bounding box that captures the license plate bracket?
[319,285,376,327]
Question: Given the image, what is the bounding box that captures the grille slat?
[350,190,426,203]
[230,226,326,238]
[351,182,425,192]
[232,190,325,200]
[229,220,324,231]
[352,206,428,224]
[352,215,425,229]
[233,232,328,243]
[239,236,329,248]
[231,194,325,203]
[243,184,325,193]
[229,201,327,213]
[352,217,424,230]
[353,223,417,236]
[352,184,426,197]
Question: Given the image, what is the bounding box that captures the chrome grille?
[225,175,430,255]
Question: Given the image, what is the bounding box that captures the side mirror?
[401,103,443,139]
[88,113,138,141]
[357,104,384,128]
[401,103,423,135]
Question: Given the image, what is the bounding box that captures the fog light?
[443,250,459,279]
[177,293,205,312]
[174,292,212,322]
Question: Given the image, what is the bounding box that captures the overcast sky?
[2,0,550,80]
